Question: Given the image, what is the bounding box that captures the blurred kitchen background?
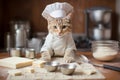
[0,0,120,52]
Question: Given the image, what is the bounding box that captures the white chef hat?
[42,2,73,19]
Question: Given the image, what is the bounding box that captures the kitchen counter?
[0,51,120,80]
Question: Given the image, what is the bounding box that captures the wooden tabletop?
[0,51,120,80]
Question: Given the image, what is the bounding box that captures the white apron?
[40,32,76,56]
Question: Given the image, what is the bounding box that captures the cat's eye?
[62,26,66,29]
[54,26,57,29]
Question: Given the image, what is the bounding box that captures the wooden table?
[0,51,120,80]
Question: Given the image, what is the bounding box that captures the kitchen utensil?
[60,63,76,75]
[93,24,111,40]
[89,7,111,24]
[10,20,30,48]
[44,61,59,72]
[80,55,120,72]
[85,7,112,40]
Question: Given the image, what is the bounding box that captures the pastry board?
[7,57,105,80]
[0,57,33,69]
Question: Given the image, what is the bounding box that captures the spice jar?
[92,40,119,61]
[25,48,35,59]
[10,48,21,57]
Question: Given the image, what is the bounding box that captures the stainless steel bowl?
[44,61,59,72]
[60,64,76,75]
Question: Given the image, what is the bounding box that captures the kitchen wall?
[0,0,116,48]
[0,0,3,48]
[0,1,2,25]
[116,0,120,41]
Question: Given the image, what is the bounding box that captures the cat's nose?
[58,33,62,36]
[58,31,62,36]
[58,30,62,35]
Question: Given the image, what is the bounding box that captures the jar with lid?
[92,40,119,61]
[10,48,22,57]
[25,48,35,59]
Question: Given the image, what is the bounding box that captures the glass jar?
[10,48,22,57]
[92,40,119,61]
[25,48,35,59]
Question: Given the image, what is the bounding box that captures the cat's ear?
[63,12,73,20]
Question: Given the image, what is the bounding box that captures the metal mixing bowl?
[60,64,76,75]
[44,61,59,72]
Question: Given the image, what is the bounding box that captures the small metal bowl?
[44,61,59,72]
[60,64,76,75]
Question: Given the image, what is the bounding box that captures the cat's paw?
[64,57,75,63]
[41,52,51,61]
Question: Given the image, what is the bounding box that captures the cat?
[40,13,77,63]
